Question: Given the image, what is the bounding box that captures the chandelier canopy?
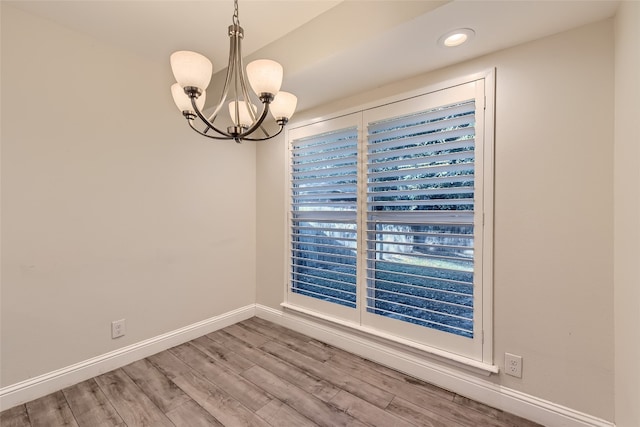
[170,0,297,143]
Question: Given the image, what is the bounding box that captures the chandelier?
[169,0,297,143]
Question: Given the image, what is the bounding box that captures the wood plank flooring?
[1,318,543,427]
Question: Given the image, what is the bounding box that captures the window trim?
[283,69,496,370]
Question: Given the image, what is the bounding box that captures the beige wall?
[257,19,615,421]
[614,2,640,427]
[0,4,257,386]
[1,3,628,424]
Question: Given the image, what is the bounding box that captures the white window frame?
[283,70,495,370]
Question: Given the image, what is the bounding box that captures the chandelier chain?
[233,0,240,26]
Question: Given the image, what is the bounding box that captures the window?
[287,74,494,364]
[290,125,359,308]
[289,115,361,322]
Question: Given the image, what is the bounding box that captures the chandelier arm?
[235,36,274,139]
[235,41,271,139]
[240,92,270,139]
[240,123,285,142]
[206,26,241,124]
[188,119,235,140]
[238,58,270,139]
[237,101,271,138]
[235,33,260,127]
[232,31,242,126]
[190,96,232,137]
[257,123,270,138]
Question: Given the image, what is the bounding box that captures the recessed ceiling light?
[438,28,475,47]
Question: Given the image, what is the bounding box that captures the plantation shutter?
[287,78,492,363]
[364,83,480,349]
[289,117,360,317]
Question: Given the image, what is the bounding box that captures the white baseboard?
[255,304,615,427]
[1,303,616,427]
[0,304,256,412]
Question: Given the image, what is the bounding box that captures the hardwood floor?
[1,318,543,427]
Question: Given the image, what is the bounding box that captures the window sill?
[280,302,499,377]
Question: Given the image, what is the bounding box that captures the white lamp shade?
[246,59,283,96]
[170,51,213,91]
[171,83,206,112]
[270,91,297,120]
[228,101,257,127]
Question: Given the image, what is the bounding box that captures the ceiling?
[8,0,620,113]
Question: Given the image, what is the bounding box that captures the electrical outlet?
[505,353,522,378]
[111,319,126,339]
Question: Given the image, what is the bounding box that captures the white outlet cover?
[505,353,523,378]
[111,319,126,339]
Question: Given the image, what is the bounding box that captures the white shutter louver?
[290,126,359,308]
[366,100,476,338]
